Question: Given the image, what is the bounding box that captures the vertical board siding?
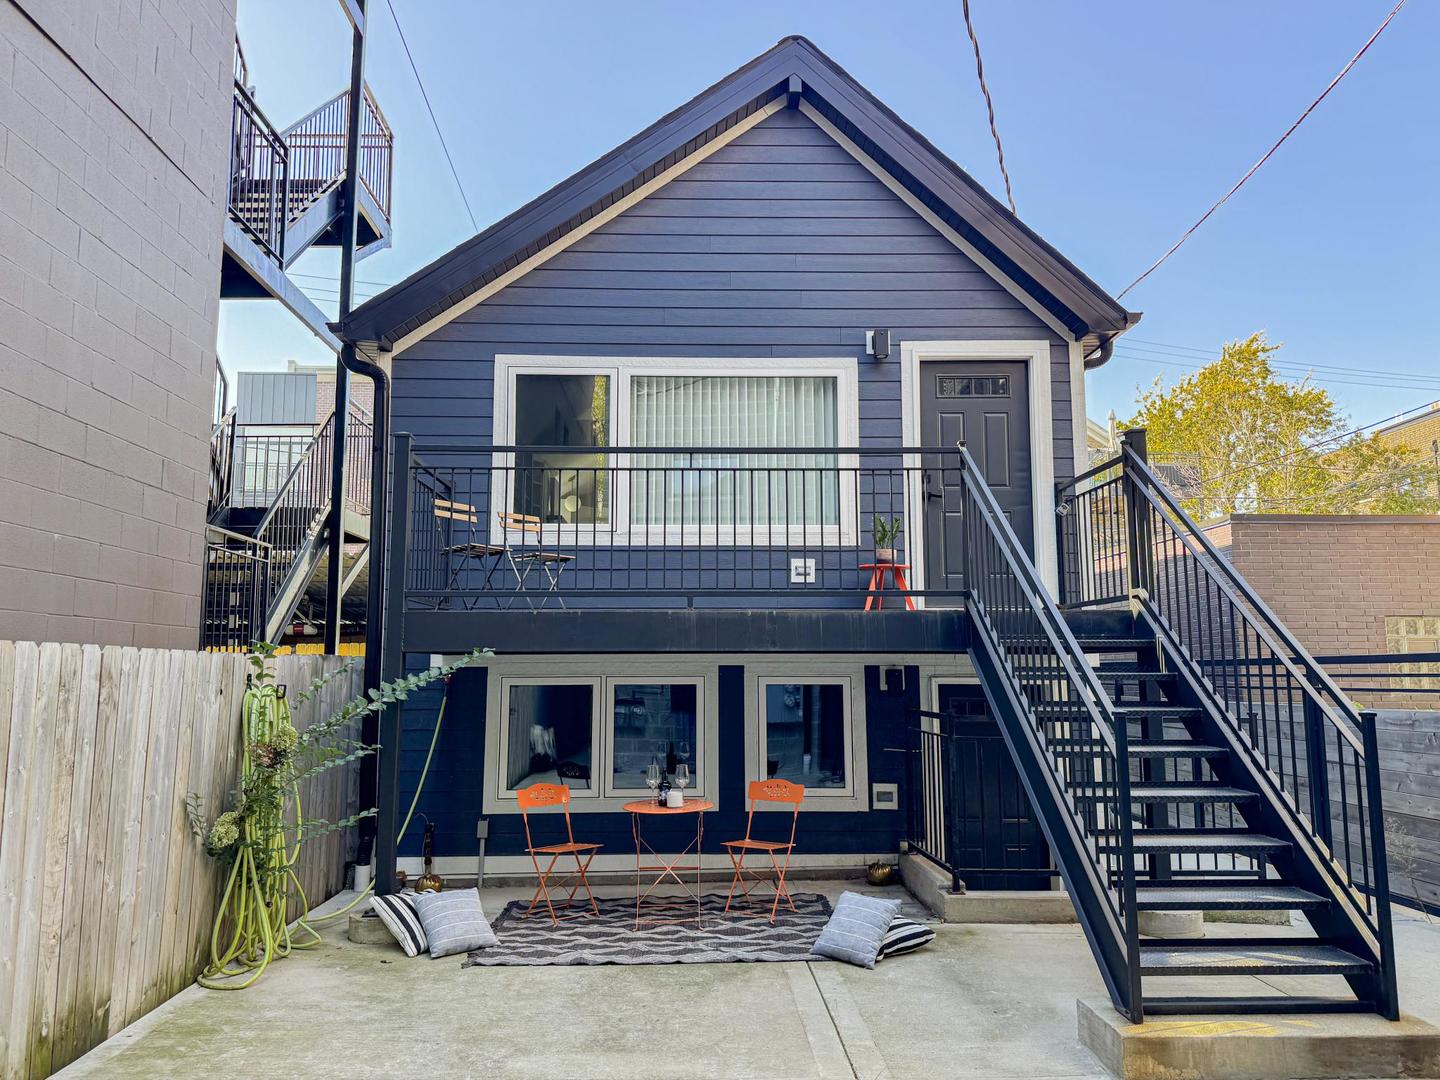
[0,644,364,1080]
[1378,710,1440,912]
[391,108,1073,479]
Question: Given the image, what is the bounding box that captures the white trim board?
[402,852,900,877]
[900,338,1060,598]
[388,97,1077,358]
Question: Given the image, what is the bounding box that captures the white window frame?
[744,664,869,812]
[490,355,861,547]
[484,656,720,814]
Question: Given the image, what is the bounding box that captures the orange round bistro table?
[623,798,715,931]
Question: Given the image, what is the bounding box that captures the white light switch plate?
[790,557,817,584]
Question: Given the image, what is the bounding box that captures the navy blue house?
[337,37,1400,1021]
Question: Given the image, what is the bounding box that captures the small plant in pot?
[872,515,903,564]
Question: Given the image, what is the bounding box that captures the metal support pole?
[324,2,367,652]
[375,431,411,895]
[1120,428,1152,598]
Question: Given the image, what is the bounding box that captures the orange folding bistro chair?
[517,783,602,925]
[722,779,804,923]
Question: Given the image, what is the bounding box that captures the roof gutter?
[1083,335,1115,370]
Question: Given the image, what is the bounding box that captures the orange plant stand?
[860,563,916,611]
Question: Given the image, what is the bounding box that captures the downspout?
[342,342,388,874]
[1083,335,1115,370]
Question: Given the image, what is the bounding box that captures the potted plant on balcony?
[872,515,902,565]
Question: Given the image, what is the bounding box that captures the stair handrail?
[956,443,1142,1019]
[208,405,238,516]
[281,83,393,220]
[253,410,336,541]
[1120,445,1363,741]
[1116,442,1396,1013]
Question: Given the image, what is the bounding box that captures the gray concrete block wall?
[0,0,235,647]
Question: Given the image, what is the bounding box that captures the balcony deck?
[391,440,970,653]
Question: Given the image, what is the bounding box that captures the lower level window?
[496,673,709,804]
[610,682,699,792]
[504,681,596,790]
[761,680,851,792]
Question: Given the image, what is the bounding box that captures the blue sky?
[224,0,1440,428]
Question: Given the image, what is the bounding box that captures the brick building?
[0,0,236,646]
[1205,514,1440,708]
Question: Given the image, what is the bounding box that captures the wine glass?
[645,760,662,803]
[673,763,691,798]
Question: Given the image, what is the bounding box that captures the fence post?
[1119,428,1153,597]
[1360,709,1400,1020]
[941,712,963,894]
[374,432,412,896]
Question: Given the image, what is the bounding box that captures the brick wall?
[1212,515,1440,709]
[0,0,235,646]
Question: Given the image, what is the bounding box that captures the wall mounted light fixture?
[866,329,891,360]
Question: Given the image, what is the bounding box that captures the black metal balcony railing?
[229,79,289,261]
[398,443,965,609]
[284,85,394,221]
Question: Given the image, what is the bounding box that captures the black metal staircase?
[954,433,1397,1023]
[202,407,373,649]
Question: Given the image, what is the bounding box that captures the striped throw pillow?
[370,893,426,957]
[410,888,499,958]
[878,916,935,959]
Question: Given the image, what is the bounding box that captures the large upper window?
[496,358,858,539]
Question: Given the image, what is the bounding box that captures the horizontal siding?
[393,106,1073,477]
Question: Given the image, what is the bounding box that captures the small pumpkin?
[866,860,898,886]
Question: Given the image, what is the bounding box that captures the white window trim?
[743,663,869,812]
[490,355,861,547]
[898,338,1059,600]
[484,656,720,814]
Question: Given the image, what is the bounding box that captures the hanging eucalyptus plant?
[191,642,486,989]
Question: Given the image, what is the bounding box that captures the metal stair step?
[1072,637,1155,651]
[1073,784,1257,804]
[1096,831,1289,855]
[1135,884,1328,911]
[1139,942,1371,977]
[1128,741,1226,758]
[1047,740,1225,758]
[1094,668,1172,682]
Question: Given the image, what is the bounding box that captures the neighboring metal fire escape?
[203,405,373,648]
[911,433,1396,1022]
[205,35,391,649]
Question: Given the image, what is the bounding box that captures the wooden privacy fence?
[0,642,365,1080]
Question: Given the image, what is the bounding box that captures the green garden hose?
[199,675,456,987]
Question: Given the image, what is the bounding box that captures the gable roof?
[340,36,1137,351]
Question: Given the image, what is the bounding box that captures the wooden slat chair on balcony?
[721,779,804,923]
[432,501,574,610]
[516,783,602,925]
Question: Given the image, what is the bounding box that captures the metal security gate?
[907,685,1053,891]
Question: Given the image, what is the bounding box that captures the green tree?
[1125,333,1439,520]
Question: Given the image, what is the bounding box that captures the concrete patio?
[55,882,1440,1080]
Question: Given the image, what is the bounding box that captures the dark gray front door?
[920,361,1032,602]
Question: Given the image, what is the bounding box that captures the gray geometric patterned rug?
[463,893,833,967]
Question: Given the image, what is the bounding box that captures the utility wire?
[384,0,479,232]
[961,0,1016,213]
[1111,350,1440,393]
[1116,0,1409,299]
